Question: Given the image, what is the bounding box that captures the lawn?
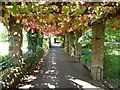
[81,49,91,68]
[81,48,120,87]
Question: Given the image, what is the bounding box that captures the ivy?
[27,29,43,53]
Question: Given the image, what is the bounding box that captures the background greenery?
[81,28,120,88]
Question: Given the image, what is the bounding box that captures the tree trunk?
[75,32,82,62]
[8,23,23,65]
[91,22,105,81]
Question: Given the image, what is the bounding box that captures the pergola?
[1,1,120,88]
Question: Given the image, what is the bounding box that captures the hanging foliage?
[1,2,120,36]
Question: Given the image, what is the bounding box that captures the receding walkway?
[26,48,106,89]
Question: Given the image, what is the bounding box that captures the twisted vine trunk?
[91,22,105,81]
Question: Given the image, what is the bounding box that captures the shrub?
[0,55,11,62]
[82,42,91,49]
[23,47,44,69]
[104,49,120,88]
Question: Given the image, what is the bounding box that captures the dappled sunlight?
[21,75,37,83]
[40,49,59,88]
[52,62,56,65]
[33,70,39,73]
[44,63,58,75]
[1,1,120,89]
[44,83,56,89]
[18,84,34,89]
[66,75,103,89]
[17,75,37,89]
[45,70,55,74]
[51,59,56,65]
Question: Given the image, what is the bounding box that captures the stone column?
[91,22,105,81]
[8,22,23,65]
[68,32,74,56]
[75,32,82,62]
[65,35,69,52]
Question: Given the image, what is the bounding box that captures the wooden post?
[91,22,105,81]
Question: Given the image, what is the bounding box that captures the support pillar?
[65,35,69,52]
[75,32,82,62]
[8,22,23,65]
[91,22,105,81]
[68,33,74,56]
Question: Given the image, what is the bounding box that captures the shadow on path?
[19,48,106,89]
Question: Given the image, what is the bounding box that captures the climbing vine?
[1,2,120,35]
[1,1,120,89]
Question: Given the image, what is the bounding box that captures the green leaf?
[99,13,105,18]
[93,3,99,7]
[75,9,84,15]
[106,23,111,27]
[4,13,9,18]
[62,6,71,17]
[9,5,18,14]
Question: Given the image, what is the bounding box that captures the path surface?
[29,48,105,89]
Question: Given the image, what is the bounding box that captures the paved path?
[29,48,105,89]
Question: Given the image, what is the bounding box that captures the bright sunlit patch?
[23,75,37,82]
[34,70,39,73]
[39,1,46,4]
[45,70,55,74]
[0,22,7,33]
[78,36,82,43]
[66,75,103,89]
[0,43,9,55]
[18,84,34,89]
[52,62,56,65]
[44,83,56,89]
[69,78,99,88]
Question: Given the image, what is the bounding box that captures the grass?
[81,48,120,87]
[81,49,91,67]
[104,49,120,87]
